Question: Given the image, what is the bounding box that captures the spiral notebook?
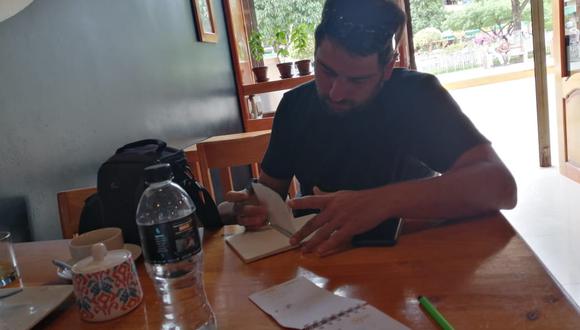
[249,276,409,330]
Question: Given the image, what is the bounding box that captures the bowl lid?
[71,243,131,274]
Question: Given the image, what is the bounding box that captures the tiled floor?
[447,76,580,309]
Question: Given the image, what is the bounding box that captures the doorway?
[406,0,556,168]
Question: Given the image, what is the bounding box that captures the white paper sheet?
[251,182,296,235]
[249,277,363,329]
[249,277,410,329]
[319,304,410,330]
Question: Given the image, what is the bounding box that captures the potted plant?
[273,29,293,79]
[248,31,269,83]
[291,23,312,76]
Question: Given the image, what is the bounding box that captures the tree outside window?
[252,0,323,61]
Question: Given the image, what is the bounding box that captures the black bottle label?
[138,214,201,265]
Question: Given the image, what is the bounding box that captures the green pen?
[418,296,455,330]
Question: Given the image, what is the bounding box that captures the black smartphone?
[351,218,404,247]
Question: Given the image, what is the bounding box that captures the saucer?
[124,243,142,260]
[0,285,73,330]
[56,243,142,281]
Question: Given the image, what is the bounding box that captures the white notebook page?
[249,277,363,329]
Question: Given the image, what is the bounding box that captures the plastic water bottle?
[136,163,216,330]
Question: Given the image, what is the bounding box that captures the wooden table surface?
[13,213,580,329]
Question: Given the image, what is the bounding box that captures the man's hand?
[224,189,268,230]
[288,187,388,255]
[220,173,292,230]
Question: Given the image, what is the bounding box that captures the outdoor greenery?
[445,0,516,39]
[273,29,291,62]
[444,0,552,39]
[248,31,265,63]
[414,27,443,51]
[510,0,531,31]
[249,0,555,76]
[410,0,447,32]
[413,0,555,76]
[291,23,313,60]
[253,0,323,60]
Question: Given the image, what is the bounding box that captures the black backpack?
[79,139,222,244]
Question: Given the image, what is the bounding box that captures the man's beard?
[316,81,384,117]
[320,97,358,116]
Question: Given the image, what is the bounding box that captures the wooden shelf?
[223,0,315,132]
[242,74,314,95]
[245,117,273,131]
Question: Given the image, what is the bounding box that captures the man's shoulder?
[376,69,446,118]
[389,68,439,87]
[273,80,318,123]
[380,69,442,102]
[284,80,317,99]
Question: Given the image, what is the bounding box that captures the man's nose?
[328,78,348,102]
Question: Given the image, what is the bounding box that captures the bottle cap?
[144,163,174,183]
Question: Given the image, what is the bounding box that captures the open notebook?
[225,182,315,263]
[249,276,410,330]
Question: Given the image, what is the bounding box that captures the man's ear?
[382,59,396,81]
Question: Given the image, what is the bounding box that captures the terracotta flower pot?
[295,59,312,76]
[252,66,269,83]
[276,62,294,79]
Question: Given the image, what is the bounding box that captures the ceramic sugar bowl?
[71,243,143,322]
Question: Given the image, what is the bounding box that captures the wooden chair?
[183,144,203,184]
[57,187,97,239]
[196,130,298,201]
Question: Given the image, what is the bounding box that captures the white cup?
[68,228,124,262]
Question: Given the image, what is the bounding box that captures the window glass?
[564,0,580,72]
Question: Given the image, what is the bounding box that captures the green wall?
[0,0,242,240]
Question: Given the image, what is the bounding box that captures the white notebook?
[225,214,315,263]
[225,182,315,263]
[249,277,410,330]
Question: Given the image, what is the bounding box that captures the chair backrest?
[196,131,270,200]
[183,144,203,183]
[196,130,299,201]
[57,187,97,239]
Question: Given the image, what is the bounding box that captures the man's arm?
[382,143,516,218]
[258,172,292,200]
[289,143,517,254]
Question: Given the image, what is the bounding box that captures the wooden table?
[14,213,580,329]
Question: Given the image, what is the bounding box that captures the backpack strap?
[182,163,223,228]
[186,180,223,228]
[78,193,105,234]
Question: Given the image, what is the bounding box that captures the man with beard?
[222,0,517,256]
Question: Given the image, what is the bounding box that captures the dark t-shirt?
[262,68,489,197]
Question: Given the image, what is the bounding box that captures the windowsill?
[243,74,314,95]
